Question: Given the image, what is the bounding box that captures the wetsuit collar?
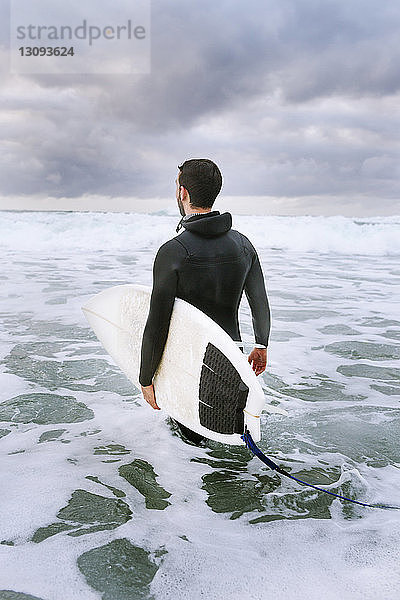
[181,211,232,237]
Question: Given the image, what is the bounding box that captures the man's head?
[176,159,223,211]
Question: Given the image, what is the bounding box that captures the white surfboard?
[82,284,286,445]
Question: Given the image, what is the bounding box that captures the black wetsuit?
[139,211,271,441]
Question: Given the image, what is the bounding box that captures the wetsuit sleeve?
[244,244,271,347]
[139,239,185,387]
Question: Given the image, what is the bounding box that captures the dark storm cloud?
[0,0,399,211]
[19,0,400,127]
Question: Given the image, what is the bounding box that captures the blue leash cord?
[241,429,398,510]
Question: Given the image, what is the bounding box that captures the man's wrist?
[254,343,267,349]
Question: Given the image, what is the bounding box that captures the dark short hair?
[178,158,223,209]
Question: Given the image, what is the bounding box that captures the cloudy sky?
[0,0,399,215]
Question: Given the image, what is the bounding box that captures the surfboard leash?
[241,429,399,510]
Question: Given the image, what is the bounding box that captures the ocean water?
[0,210,399,600]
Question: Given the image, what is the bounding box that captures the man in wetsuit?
[139,158,270,442]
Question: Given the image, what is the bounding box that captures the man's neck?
[183,212,204,220]
[186,207,211,215]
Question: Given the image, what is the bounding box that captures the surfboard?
[82,284,286,445]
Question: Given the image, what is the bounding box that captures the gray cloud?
[0,0,399,212]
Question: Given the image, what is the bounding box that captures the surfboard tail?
[81,284,288,446]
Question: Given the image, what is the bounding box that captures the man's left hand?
[141,383,160,410]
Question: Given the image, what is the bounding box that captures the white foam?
[1,211,400,600]
[235,214,400,255]
[0,211,399,255]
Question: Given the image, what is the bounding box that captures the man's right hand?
[248,348,267,376]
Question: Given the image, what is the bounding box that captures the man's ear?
[180,186,189,201]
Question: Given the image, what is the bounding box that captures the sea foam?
[0,211,399,255]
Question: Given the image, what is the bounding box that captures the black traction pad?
[199,343,249,434]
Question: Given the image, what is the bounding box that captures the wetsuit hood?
[182,211,232,237]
